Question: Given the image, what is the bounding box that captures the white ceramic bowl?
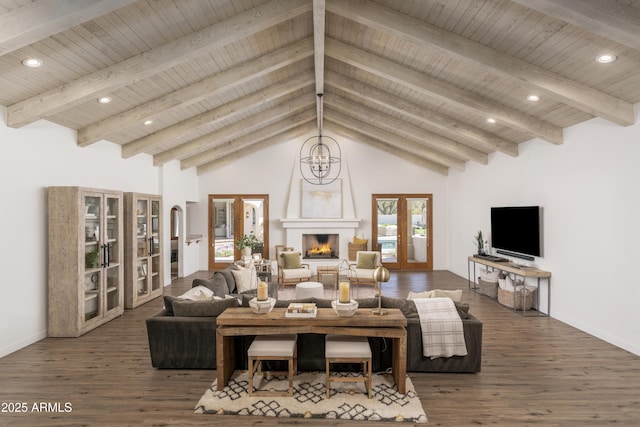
[249,297,276,314]
[331,299,359,317]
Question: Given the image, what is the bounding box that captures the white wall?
[447,104,640,356]
[0,108,197,357]
[197,131,449,270]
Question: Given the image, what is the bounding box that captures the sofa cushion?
[218,265,237,294]
[172,297,239,317]
[407,289,463,303]
[162,295,181,316]
[381,296,419,318]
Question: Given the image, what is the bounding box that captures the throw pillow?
[353,236,368,245]
[407,290,434,300]
[356,252,377,269]
[281,252,302,269]
[381,296,418,318]
[180,285,214,301]
[193,274,229,297]
[231,265,256,293]
[171,297,239,317]
[432,289,463,303]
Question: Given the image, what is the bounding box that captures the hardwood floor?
[1,270,639,426]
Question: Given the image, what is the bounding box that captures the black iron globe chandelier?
[300,94,341,185]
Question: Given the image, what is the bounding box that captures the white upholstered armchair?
[348,251,382,286]
[276,246,311,288]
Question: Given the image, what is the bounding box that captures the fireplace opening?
[302,234,339,259]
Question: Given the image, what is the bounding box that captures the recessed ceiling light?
[527,94,540,102]
[486,118,496,124]
[143,119,153,126]
[22,58,42,68]
[97,96,112,104]
[596,54,617,64]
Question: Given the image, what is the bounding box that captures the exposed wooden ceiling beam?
[0,0,137,56]
[325,120,449,176]
[328,0,635,127]
[323,108,464,171]
[188,111,316,171]
[512,0,640,51]
[313,0,326,96]
[326,92,487,165]
[6,0,312,128]
[325,38,563,145]
[78,37,314,147]
[150,95,313,163]
[127,71,314,161]
[196,123,315,174]
[325,70,518,157]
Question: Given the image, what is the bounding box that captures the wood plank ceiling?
[1,0,639,176]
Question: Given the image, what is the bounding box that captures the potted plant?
[236,233,260,256]
[473,230,485,255]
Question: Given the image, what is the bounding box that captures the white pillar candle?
[257,281,268,301]
[339,282,350,303]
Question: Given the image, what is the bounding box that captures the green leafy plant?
[235,233,260,250]
[473,230,485,254]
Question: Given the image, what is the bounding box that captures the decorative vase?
[242,247,251,257]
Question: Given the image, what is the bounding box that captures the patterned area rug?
[195,370,427,423]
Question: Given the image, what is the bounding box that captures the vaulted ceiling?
[1,0,639,175]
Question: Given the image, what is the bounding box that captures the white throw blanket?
[413,297,468,359]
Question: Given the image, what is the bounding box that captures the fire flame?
[307,243,332,255]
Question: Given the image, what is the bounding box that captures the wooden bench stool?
[248,334,297,396]
[325,335,372,399]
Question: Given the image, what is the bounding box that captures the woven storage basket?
[348,242,367,261]
[498,286,534,311]
[477,278,498,299]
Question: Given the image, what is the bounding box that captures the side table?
[316,265,339,288]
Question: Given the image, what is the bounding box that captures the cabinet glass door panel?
[84,195,101,269]
[105,266,120,312]
[136,200,149,257]
[151,200,160,255]
[84,270,101,321]
[151,256,161,291]
[136,259,149,297]
[105,196,120,264]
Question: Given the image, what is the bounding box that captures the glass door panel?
[106,196,120,264]
[105,266,120,312]
[376,198,399,267]
[406,198,429,267]
[84,270,101,321]
[209,195,269,270]
[84,195,101,269]
[151,200,160,255]
[136,259,149,297]
[212,199,235,264]
[373,194,433,270]
[151,256,161,291]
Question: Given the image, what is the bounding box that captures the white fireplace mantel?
[280,218,361,229]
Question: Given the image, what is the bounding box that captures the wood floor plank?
[0,270,639,426]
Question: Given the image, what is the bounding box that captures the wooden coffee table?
[216,308,407,393]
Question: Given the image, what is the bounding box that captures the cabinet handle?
[148,237,153,257]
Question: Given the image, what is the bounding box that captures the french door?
[208,194,269,270]
[372,194,432,270]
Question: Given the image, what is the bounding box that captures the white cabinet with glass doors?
[48,187,124,337]
[124,193,163,308]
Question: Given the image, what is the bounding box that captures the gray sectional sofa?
[146,271,482,373]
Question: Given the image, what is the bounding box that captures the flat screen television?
[490,206,542,259]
